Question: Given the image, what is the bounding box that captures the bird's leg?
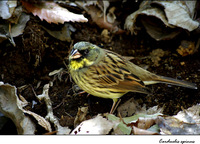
[78,91,86,95]
[78,91,90,98]
[112,99,121,114]
[86,93,90,97]
[110,99,121,114]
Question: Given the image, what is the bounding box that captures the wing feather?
[87,50,150,94]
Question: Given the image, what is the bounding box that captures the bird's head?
[69,42,101,70]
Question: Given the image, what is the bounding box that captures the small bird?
[68,41,197,113]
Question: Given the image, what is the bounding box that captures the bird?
[68,41,197,114]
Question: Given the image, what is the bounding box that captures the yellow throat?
[69,58,93,70]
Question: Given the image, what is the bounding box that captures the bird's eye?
[79,48,89,56]
[84,49,89,55]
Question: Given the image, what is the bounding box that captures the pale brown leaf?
[157,104,200,135]
[133,126,158,135]
[23,110,52,132]
[71,114,114,135]
[135,117,156,130]
[0,82,36,134]
[22,1,88,24]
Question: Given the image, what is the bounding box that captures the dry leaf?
[125,1,199,41]
[156,1,198,31]
[117,98,142,117]
[107,112,161,135]
[0,12,30,46]
[134,117,156,130]
[117,98,163,117]
[76,2,124,34]
[23,110,51,132]
[11,13,30,37]
[174,104,200,123]
[71,114,114,135]
[107,114,132,135]
[157,104,200,135]
[133,126,158,135]
[107,7,116,24]
[21,1,88,24]
[0,82,36,134]
[0,0,17,19]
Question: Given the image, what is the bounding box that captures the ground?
[0,5,199,134]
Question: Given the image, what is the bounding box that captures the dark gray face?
[69,41,100,63]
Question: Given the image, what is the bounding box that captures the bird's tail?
[144,75,197,89]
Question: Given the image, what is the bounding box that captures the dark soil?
[0,1,199,134]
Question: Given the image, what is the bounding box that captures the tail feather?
[144,75,197,89]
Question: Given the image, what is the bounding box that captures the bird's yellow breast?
[69,58,93,70]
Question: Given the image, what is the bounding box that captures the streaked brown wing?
[88,50,151,94]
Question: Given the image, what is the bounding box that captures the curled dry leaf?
[0,3,26,46]
[76,1,124,34]
[117,98,143,117]
[107,110,162,135]
[0,0,17,19]
[71,114,114,135]
[117,97,163,117]
[125,1,199,41]
[76,0,109,22]
[107,7,116,24]
[122,112,162,125]
[21,1,88,24]
[174,104,200,123]
[156,1,198,31]
[0,82,36,134]
[11,13,30,38]
[23,110,51,132]
[157,116,200,135]
[116,103,162,134]
[128,116,160,134]
[7,6,23,24]
[0,82,52,134]
[133,126,158,135]
[0,11,30,46]
[134,117,156,130]
[157,104,200,135]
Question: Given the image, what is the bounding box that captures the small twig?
[30,84,38,98]
[65,112,73,118]
[44,131,58,135]
[53,98,65,110]
[36,84,71,134]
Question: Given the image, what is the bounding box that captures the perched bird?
[68,41,197,113]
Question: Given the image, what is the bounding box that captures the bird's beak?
[70,49,82,59]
